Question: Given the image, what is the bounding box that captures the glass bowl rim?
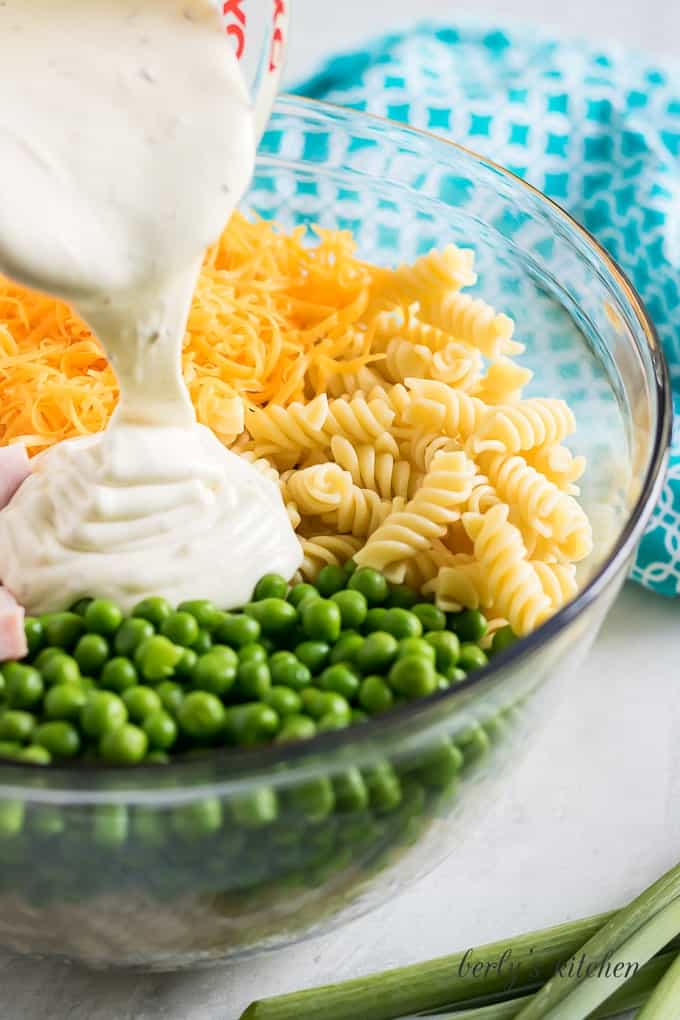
[0,94,671,793]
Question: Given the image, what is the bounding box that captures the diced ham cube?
[0,443,30,509]
[0,588,27,662]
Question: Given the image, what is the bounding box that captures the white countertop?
[3,4,680,1018]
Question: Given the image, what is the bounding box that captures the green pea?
[333,768,369,813]
[78,675,96,692]
[231,787,278,827]
[388,584,419,609]
[254,573,289,601]
[159,611,198,648]
[318,664,360,700]
[301,688,350,723]
[24,617,44,657]
[172,798,223,839]
[294,641,329,676]
[344,559,358,576]
[300,599,341,644]
[33,647,63,673]
[132,807,165,845]
[449,609,488,643]
[18,745,51,765]
[276,714,316,743]
[41,612,84,650]
[44,683,87,721]
[260,637,276,655]
[348,567,388,605]
[174,647,198,680]
[331,589,367,630]
[83,599,123,637]
[412,603,446,631]
[0,673,5,699]
[177,599,221,631]
[0,710,36,743]
[4,664,43,708]
[316,564,347,598]
[74,633,109,675]
[447,666,467,684]
[437,674,450,691]
[156,681,185,716]
[425,631,460,672]
[417,741,462,789]
[34,721,80,759]
[98,723,147,764]
[93,805,128,847]
[132,596,172,629]
[214,613,261,648]
[224,703,279,746]
[135,635,182,682]
[317,712,349,732]
[356,631,398,674]
[458,644,488,673]
[236,661,271,700]
[145,751,170,765]
[0,742,22,759]
[288,777,335,821]
[192,628,213,655]
[359,675,394,714]
[123,685,162,722]
[351,708,368,724]
[178,691,225,741]
[100,657,138,693]
[244,598,297,638]
[329,631,364,666]
[264,686,301,717]
[381,608,423,641]
[114,617,154,658]
[491,625,518,655]
[238,643,267,667]
[287,583,319,608]
[193,648,238,696]
[363,607,389,632]
[30,806,65,837]
[457,722,491,765]
[40,652,80,687]
[0,800,24,837]
[364,762,402,813]
[397,637,437,663]
[388,656,437,698]
[81,691,128,739]
[70,597,94,616]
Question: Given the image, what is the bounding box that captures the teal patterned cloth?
[296,22,680,597]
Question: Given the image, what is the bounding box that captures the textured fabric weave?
[295,21,680,596]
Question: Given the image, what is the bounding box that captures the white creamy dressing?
[0,0,301,613]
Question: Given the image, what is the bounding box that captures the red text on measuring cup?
[269,0,286,72]
[223,0,247,59]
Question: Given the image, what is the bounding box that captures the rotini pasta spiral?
[420,291,521,358]
[523,445,586,494]
[376,246,477,305]
[469,398,576,455]
[283,463,353,516]
[298,535,363,582]
[322,488,402,539]
[423,556,493,612]
[330,435,416,500]
[246,394,328,454]
[463,505,552,636]
[532,561,578,609]
[430,341,483,390]
[478,451,579,542]
[405,378,487,438]
[323,396,396,445]
[474,358,533,404]
[382,339,434,385]
[406,432,460,473]
[237,451,280,485]
[355,451,476,577]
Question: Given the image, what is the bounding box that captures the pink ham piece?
[0,443,30,509]
[0,588,27,662]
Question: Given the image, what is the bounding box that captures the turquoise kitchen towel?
[296,22,680,596]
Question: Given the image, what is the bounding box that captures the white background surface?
[3,3,680,1018]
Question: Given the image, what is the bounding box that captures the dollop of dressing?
[0,0,301,612]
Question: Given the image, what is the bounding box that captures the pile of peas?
[0,564,517,767]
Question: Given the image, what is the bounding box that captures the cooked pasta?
[0,216,593,638]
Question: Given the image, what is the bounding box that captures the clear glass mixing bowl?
[0,96,670,970]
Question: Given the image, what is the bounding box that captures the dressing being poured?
[0,0,301,613]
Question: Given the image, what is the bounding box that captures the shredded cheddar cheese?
[0,213,391,454]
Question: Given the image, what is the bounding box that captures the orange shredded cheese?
[0,212,389,455]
